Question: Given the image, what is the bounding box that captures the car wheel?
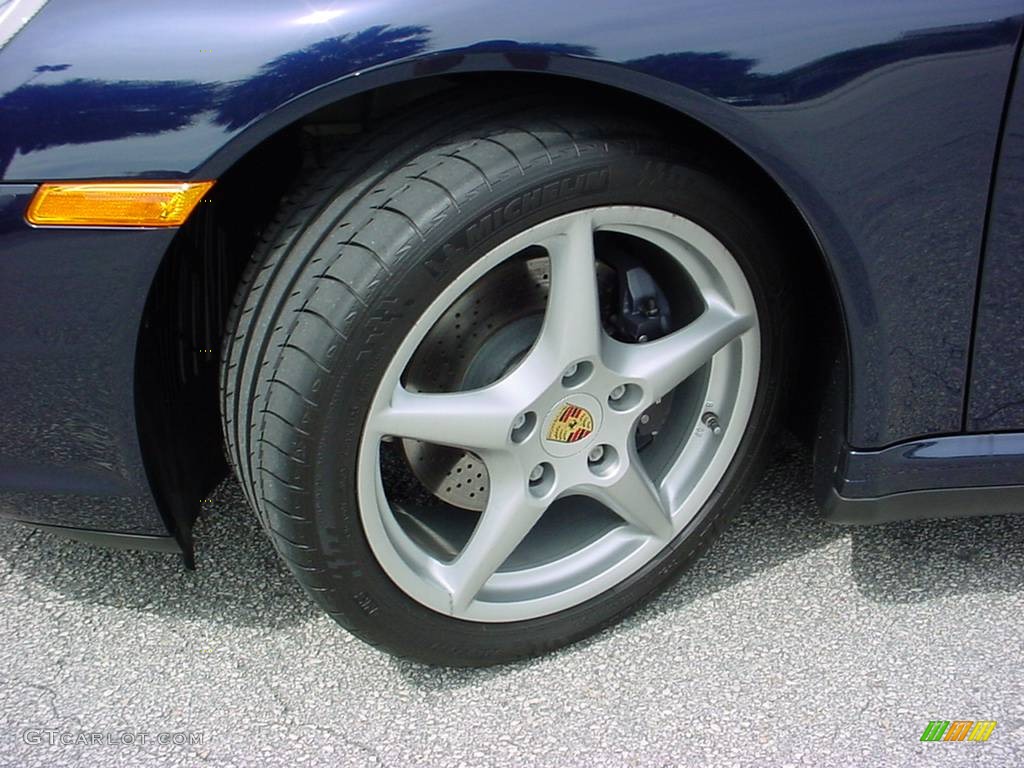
[221,99,789,665]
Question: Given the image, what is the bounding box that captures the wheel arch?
[137,61,850,551]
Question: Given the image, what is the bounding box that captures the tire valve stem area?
[702,411,723,435]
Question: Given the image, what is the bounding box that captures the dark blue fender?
[0,185,178,536]
[969,43,1024,432]
[1,0,1023,544]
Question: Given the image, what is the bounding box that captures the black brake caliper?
[601,253,674,449]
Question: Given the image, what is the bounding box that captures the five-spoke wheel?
[359,207,759,621]
[221,101,786,664]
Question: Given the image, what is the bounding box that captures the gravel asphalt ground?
[1,437,1022,767]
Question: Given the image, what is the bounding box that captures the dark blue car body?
[1,0,1022,559]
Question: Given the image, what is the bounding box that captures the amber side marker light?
[26,181,215,227]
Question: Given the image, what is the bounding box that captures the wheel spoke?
[357,205,761,622]
[532,212,603,366]
[437,457,544,612]
[584,456,673,540]
[370,384,519,451]
[603,296,753,401]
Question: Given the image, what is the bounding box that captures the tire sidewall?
[288,144,786,664]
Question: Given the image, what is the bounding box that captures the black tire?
[220,97,790,666]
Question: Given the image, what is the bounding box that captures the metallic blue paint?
[0,185,176,537]
[824,485,1024,525]
[838,433,1024,499]
[0,0,1023,540]
[969,44,1024,432]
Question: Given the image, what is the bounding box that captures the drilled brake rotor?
[400,247,670,511]
[401,255,551,511]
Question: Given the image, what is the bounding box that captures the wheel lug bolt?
[529,464,544,483]
[563,363,579,379]
[588,445,605,463]
[511,412,536,443]
[640,414,651,425]
[609,385,626,401]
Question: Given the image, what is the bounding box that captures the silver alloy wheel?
[357,206,760,622]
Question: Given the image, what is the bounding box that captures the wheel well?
[135,73,844,550]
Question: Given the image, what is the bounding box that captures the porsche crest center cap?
[547,403,594,443]
[541,393,602,457]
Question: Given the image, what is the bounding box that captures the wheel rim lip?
[356,205,760,622]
